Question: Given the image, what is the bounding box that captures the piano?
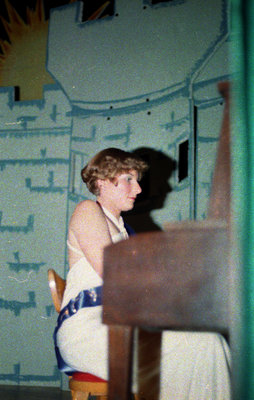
[103,82,230,400]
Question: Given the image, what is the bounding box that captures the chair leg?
[71,390,90,400]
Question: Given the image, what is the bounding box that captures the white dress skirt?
[57,208,231,399]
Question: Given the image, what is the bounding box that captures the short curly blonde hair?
[81,148,148,195]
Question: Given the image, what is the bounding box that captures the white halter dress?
[56,206,231,399]
[57,206,128,379]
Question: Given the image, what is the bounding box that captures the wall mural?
[0,0,114,100]
[0,0,230,388]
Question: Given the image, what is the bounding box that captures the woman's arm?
[68,200,112,277]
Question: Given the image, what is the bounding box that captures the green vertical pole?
[231,0,254,398]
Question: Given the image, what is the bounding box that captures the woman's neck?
[96,197,121,220]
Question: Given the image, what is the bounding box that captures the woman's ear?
[97,179,116,195]
[97,178,112,194]
[97,179,105,192]
[112,177,118,187]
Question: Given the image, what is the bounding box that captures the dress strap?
[66,240,84,256]
[96,201,128,239]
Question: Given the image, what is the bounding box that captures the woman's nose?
[135,181,142,194]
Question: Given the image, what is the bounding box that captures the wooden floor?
[0,385,72,400]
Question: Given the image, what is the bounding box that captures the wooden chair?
[102,82,231,400]
[47,268,108,400]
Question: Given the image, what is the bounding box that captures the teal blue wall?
[0,0,230,388]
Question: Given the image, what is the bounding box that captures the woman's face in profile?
[103,170,142,213]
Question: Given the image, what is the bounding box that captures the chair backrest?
[48,269,66,314]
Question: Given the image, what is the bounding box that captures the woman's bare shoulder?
[74,199,100,215]
[69,200,105,229]
[69,202,111,276]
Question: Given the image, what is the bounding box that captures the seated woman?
[55,147,231,399]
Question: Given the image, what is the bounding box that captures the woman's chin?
[123,203,135,212]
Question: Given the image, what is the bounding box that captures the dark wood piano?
[103,82,231,400]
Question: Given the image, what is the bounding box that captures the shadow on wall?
[124,147,177,233]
